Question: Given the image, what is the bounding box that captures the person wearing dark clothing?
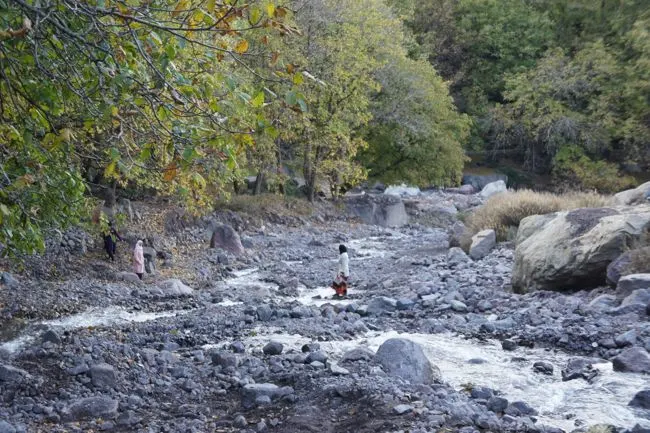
[102,223,122,261]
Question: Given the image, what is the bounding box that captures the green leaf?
[251,91,265,108]
[250,6,262,24]
[285,90,297,105]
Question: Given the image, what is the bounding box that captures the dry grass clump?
[219,193,314,217]
[464,189,612,244]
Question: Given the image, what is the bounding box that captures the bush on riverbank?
[219,194,315,218]
[463,190,612,245]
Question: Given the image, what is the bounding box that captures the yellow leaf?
[206,0,216,13]
[163,162,178,181]
[266,3,275,17]
[234,39,249,54]
[293,72,304,85]
[172,0,189,17]
[104,161,116,178]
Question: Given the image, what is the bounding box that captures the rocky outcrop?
[375,338,440,385]
[512,206,650,292]
[607,247,650,285]
[613,181,650,206]
[469,230,496,260]
[210,224,245,256]
[345,194,408,228]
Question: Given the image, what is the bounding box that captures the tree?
[0,0,298,255]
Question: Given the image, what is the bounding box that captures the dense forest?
[0,0,649,255]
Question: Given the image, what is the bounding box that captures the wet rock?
[393,404,413,415]
[470,386,494,400]
[561,358,600,382]
[263,341,283,356]
[487,396,508,413]
[533,361,554,375]
[41,329,61,344]
[469,230,496,260]
[210,224,245,256]
[63,396,118,421]
[158,279,193,297]
[90,363,117,388]
[231,341,246,353]
[629,390,650,409]
[301,343,320,353]
[501,340,517,351]
[513,206,650,292]
[467,358,488,365]
[0,364,29,383]
[480,180,507,199]
[505,401,538,417]
[375,338,440,384]
[612,347,650,374]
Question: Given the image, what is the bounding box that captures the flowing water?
[242,328,650,431]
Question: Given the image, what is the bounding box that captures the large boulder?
[613,181,650,206]
[512,206,650,292]
[384,184,421,197]
[480,181,507,199]
[345,194,408,228]
[629,390,650,409]
[158,279,193,297]
[210,224,245,256]
[469,230,496,260]
[462,173,508,191]
[607,247,650,285]
[375,338,440,385]
[616,274,650,298]
[612,347,650,374]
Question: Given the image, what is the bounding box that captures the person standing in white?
[332,244,349,297]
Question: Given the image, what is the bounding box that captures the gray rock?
[234,415,248,428]
[448,247,471,265]
[615,329,637,347]
[0,421,16,433]
[90,363,117,388]
[513,207,650,292]
[613,181,650,206]
[241,383,292,409]
[375,338,440,385]
[212,352,240,368]
[341,347,374,363]
[393,404,414,415]
[588,295,618,310]
[629,390,650,409]
[622,289,650,308]
[607,248,650,285]
[114,272,142,284]
[305,351,327,364]
[561,358,599,382]
[231,341,246,353]
[450,300,468,312]
[459,184,475,194]
[487,396,508,413]
[505,401,538,416]
[0,364,29,383]
[64,397,118,421]
[301,343,321,353]
[345,193,408,228]
[462,174,508,191]
[210,224,245,256]
[41,329,61,344]
[469,230,496,260]
[158,279,193,297]
[533,361,554,375]
[618,274,650,298]
[257,305,273,322]
[329,363,350,376]
[612,347,650,374]
[471,386,493,400]
[480,180,507,199]
[501,340,517,351]
[366,296,397,315]
[263,341,283,356]
[396,298,415,310]
[0,272,18,288]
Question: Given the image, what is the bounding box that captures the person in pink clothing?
[133,240,145,280]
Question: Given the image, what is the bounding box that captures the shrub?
[463,189,612,245]
[218,194,313,218]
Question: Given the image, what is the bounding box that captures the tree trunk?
[254,171,265,195]
[303,142,314,202]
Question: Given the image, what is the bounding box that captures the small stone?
[263,341,283,356]
[614,329,637,347]
[0,364,29,383]
[393,404,413,415]
[64,397,118,421]
[231,341,246,353]
[212,352,240,368]
[301,343,321,353]
[487,397,508,413]
[234,415,248,428]
[305,351,327,364]
[41,329,61,344]
[90,363,117,388]
[257,420,268,432]
[329,363,350,376]
[533,361,554,375]
[501,340,517,351]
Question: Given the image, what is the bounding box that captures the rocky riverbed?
[1,192,649,433]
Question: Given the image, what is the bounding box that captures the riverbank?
[0,193,649,433]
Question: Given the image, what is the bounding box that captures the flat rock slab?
[63,397,118,421]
